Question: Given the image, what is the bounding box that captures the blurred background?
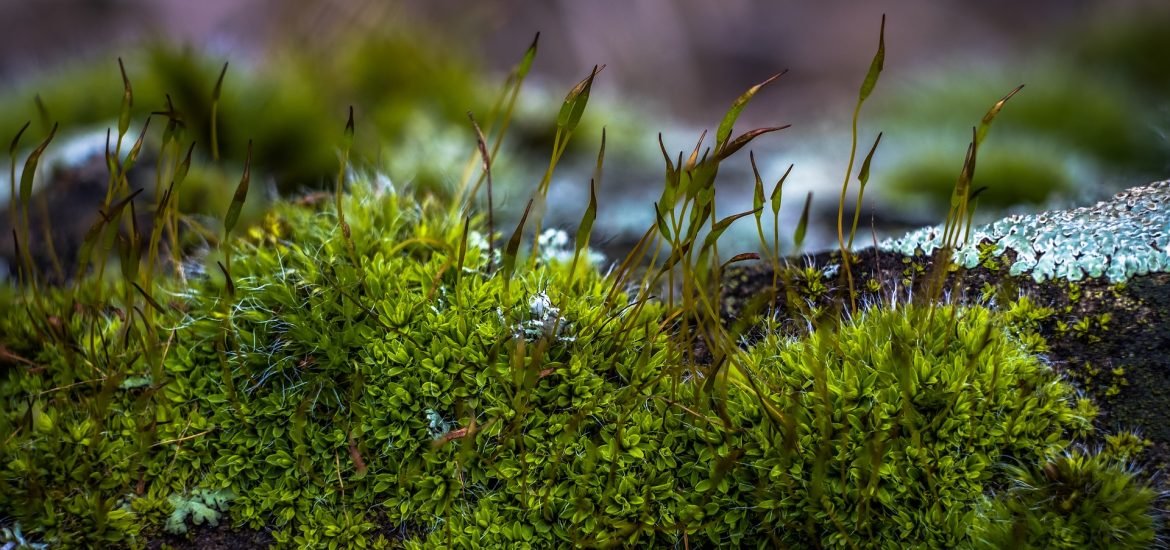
[2,0,1170,268]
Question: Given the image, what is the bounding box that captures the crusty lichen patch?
[880,180,1170,283]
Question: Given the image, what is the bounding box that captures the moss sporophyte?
[1,22,1164,550]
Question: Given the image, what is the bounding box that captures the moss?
[734,303,1095,547]
[1,175,668,546]
[974,447,1158,549]
[5,172,1155,547]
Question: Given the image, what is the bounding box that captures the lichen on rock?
[880,180,1170,283]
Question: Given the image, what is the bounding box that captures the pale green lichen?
[424,408,455,440]
[163,488,235,535]
[880,180,1170,282]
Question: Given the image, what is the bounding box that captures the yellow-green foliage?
[3,173,1144,548]
[732,304,1096,547]
[171,180,682,546]
[974,447,1158,549]
[1002,295,1055,354]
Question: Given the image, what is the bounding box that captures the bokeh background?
[2,0,1169,260]
[3,1,1165,122]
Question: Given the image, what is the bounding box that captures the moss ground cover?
[0,182,1143,547]
[1,20,1164,549]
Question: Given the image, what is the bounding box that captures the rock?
[0,150,156,284]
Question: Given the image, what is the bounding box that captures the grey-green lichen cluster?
[879,180,1170,283]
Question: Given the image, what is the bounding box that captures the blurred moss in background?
[0,31,487,194]
[871,62,1166,219]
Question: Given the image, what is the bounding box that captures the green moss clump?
[732,304,1095,547]
[974,447,1158,549]
[0,173,677,546]
[7,171,1154,547]
[171,182,687,546]
[1002,295,1056,354]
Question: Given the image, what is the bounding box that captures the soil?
[145,523,275,550]
[141,508,421,549]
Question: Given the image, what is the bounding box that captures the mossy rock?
[728,180,1170,545]
[1,172,1162,547]
[2,27,1165,547]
